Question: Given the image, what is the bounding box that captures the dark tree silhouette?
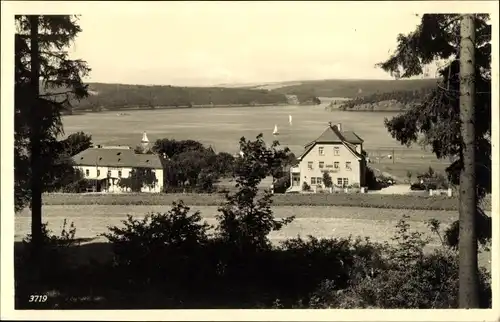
[15,15,90,254]
[377,14,491,308]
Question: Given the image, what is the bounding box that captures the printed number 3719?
[29,295,48,303]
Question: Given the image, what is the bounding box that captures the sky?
[58,1,494,86]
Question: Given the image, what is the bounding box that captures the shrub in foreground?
[16,220,80,308]
[306,217,492,309]
[102,201,212,291]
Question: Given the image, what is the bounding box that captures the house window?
[343,178,349,187]
[319,161,325,168]
[346,161,352,170]
[337,178,343,186]
[85,169,89,176]
[318,147,324,156]
[334,147,340,156]
[307,161,313,169]
[317,177,323,185]
[334,162,339,169]
[107,170,112,177]
[311,177,317,185]
[118,170,122,178]
[97,169,101,177]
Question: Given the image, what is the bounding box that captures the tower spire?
[141,131,149,143]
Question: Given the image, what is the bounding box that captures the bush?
[444,207,492,250]
[102,201,212,290]
[364,167,392,190]
[410,183,426,190]
[307,216,492,309]
[270,235,386,307]
[16,220,80,308]
[273,175,290,194]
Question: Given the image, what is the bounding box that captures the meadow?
[63,104,450,177]
[15,205,492,270]
[14,205,462,245]
[43,192,494,211]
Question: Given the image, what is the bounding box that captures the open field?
[41,192,493,211]
[14,205,491,270]
[62,105,450,175]
[14,205,462,244]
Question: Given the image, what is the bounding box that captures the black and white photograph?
[1,0,498,319]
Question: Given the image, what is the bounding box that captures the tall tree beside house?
[153,139,206,158]
[61,131,92,156]
[377,14,491,308]
[377,14,491,200]
[216,134,294,251]
[15,15,90,253]
[118,168,158,192]
[43,131,93,193]
[322,171,333,189]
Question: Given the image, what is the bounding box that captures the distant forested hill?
[337,87,435,111]
[270,78,439,100]
[63,83,289,112]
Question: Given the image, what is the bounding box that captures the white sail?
[289,115,292,125]
[273,124,279,135]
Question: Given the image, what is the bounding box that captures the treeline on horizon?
[64,83,289,111]
[272,78,439,100]
[43,78,440,113]
[339,87,436,110]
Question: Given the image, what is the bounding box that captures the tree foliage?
[272,78,437,99]
[377,14,491,199]
[153,139,206,158]
[68,83,288,111]
[378,14,492,254]
[15,15,91,212]
[339,87,435,110]
[118,168,158,192]
[216,134,295,251]
[322,172,333,188]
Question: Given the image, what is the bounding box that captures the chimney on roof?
[328,121,332,127]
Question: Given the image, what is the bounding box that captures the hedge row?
[42,193,492,211]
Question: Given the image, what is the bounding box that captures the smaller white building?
[73,133,164,193]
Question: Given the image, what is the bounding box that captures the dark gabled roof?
[73,148,163,169]
[310,127,363,145]
[298,124,364,160]
[341,131,364,144]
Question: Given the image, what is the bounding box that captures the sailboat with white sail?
[273,124,279,136]
[289,114,292,126]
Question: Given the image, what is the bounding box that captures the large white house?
[72,132,164,193]
[287,122,367,193]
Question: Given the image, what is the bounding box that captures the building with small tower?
[72,132,164,193]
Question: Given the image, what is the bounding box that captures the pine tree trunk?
[458,14,480,308]
[29,15,43,255]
